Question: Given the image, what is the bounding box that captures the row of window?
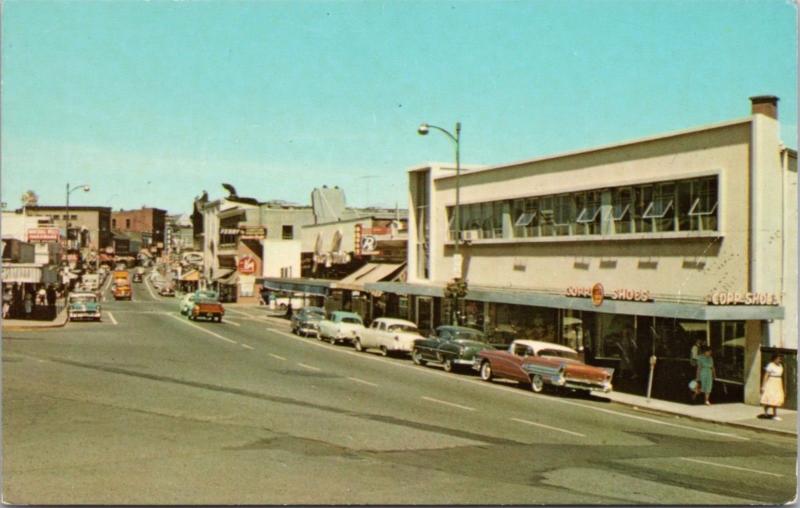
[446,175,719,239]
[218,225,295,245]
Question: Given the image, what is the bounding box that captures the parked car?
[291,306,326,337]
[412,325,496,372]
[158,286,175,297]
[473,339,614,394]
[132,273,143,283]
[190,299,225,322]
[180,290,219,315]
[317,311,365,345]
[67,292,102,322]
[355,317,424,356]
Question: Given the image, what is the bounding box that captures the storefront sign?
[237,256,256,274]
[566,284,651,304]
[27,228,60,243]
[240,227,266,240]
[707,291,780,306]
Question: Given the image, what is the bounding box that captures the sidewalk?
[601,390,797,436]
[2,307,69,331]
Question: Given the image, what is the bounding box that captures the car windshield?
[453,330,487,342]
[341,317,362,324]
[538,349,578,360]
[70,296,96,304]
[388,324,419,333]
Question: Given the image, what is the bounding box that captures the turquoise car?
[68,292,102,322]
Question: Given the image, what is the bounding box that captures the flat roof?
[427,117,753,182]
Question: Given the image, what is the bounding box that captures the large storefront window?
[487,303,557,345]
[710,321,745,383]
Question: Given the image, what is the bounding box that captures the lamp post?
[418,121,464,325]
[65,183,90,289]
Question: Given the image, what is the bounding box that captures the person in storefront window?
[618,328,637,379]
[690,337,704,367]
[695,346,716,405]
[760,354,785,420]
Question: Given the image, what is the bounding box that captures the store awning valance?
[214,270,238,285]
[364,282,785,321]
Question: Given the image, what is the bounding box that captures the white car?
[355,317,424,357]
[317,311,365,345]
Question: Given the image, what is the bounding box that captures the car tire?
[354,338,364,352]
[317,332,325,341]
[443,358,454,373]
[379,346,389,357]
[328,336,336,345]
[531,374,545,393]
[411,348,426,365]
[480,361,493,382]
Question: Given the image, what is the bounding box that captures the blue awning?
[259,278,331,297]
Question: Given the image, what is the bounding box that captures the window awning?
[337,263,404,291]
[259,278,332,297]
[213,268,236,283]
[180,270,200,281]
[1,264,48,284]
[364,282,785,321]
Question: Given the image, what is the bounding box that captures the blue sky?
[2,0,796,214]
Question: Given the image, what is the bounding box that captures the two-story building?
[368,96,797,408]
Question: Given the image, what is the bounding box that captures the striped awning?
[1,264,48,283]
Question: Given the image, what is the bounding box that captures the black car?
[290,306,326,337]
[132,273,143,283]
[412,325,496,373]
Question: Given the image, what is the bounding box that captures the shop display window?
[487,303,558,344]
[651,317,707,359]
[560,309,585,352]
[710,321,745,383]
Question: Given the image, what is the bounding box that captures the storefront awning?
[259,277,332,297]
[364,282,785,321]
[216,270,238,285]
[180,270,200,281]
[1,264,51,284]
[336,263,404,291]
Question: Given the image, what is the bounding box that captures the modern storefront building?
[368,96,797,408]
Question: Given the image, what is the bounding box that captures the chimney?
[750,95,779,120]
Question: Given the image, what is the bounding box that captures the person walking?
[760,354,785,420]
[695,346,716,405]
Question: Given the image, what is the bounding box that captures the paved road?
[3,275,797,504]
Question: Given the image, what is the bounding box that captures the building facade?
[111,207,167,250]
[22,206,112,252]
[369,96,797,408]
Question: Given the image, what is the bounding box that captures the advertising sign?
[240,227,266,240]
[238,255,256,274]
[27,228,60,243]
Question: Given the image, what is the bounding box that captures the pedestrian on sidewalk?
[23,293,33,319]
[690,337,703,367]
[695,346,716,405]
[2,300,9,319]
[760,354,785,421]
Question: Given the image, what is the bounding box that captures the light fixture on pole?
[418,121,464,325]
[65,183,91,286]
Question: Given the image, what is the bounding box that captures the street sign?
[238,256,256,274]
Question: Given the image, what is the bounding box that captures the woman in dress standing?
[695,346,716,405]
[760,354,785,420]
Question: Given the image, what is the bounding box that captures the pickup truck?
[190,299,225,322]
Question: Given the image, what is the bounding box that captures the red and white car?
[473,339,614,394]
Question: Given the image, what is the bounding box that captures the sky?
[2,0,797,215]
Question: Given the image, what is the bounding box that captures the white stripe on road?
[240,343,254,350]
[222,318,241,327]
[512,417,586,437]
[297,363,321,371]
[680,457,783,478]
[166,313,237,344]
[105,312,118,326]
[252,324,749,442]
[421,396,475,412]
[144,276,161,301]
[269,353,287,361]
[348,377,379,387]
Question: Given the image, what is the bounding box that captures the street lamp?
[65,183,91,247]
[418,121,464,325]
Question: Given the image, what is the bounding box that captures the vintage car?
[473,339,614,394]
[356,317,424,356]
[318,311,364,345]
[190,299,225,322]
[180,290,219,315]
[68,292,102,322]
[291,306,326,337]
[112,282,132,301]
[158,286,175,297]
[132,273,143,283]
[412,325,496,372]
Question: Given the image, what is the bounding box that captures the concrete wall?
[424,122,754,303]
[259,207,316,241]
[779,151,798,349]
[261,240,301,278]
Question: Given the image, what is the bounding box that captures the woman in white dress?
[760,354,785,420]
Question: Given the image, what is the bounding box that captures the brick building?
[111,207,167,250]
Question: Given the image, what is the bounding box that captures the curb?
[611,399,797,437]
[2,312,70,332]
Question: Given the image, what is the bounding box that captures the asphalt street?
[2,275,797,504]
